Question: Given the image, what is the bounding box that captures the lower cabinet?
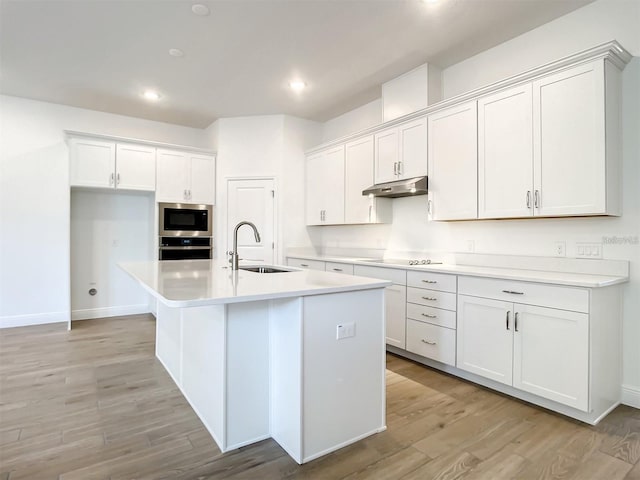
[457,287,589,411]
[406,320,456,366]
[287,257,325,271]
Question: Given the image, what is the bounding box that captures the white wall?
[322,99,381,143]
[0,95,208,327]
[312,0,640,400]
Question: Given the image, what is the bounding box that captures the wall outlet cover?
[554,241,566,257]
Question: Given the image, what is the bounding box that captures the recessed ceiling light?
[143,90,161,101]
[289,80,307,92]
[191,4,210,16]
[421,0,440,3]
[169,48,184,57]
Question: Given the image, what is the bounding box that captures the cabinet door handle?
[421,280,437,284]
[428,200,432,215]
[502,290,524,295]
[515,312,519,332]
[421,313,437,319]
[184,189,188,200]
[397,161,402,176]
[332,268,343,272]
[368,205,373,223]
[421,296,437,301]
[421,339,437,345]
[534,190,540,209]
[116,173,120,185]
[393,162,398,175]
[506,311,510,330]
[526,190,531,209]
[110,173,114,186]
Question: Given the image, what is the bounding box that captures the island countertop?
[119,260,392,307]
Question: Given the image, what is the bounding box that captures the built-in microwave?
[159,202,213,237]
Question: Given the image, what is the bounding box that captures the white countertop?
[119,260,391,307]
[287,254,628,288]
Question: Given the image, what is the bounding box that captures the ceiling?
[0,0,592,128]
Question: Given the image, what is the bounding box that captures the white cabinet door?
[533,61,606,216]
[345,136,374,224]
[478,84,533,219]
[189,154,216,204]
[115,143,156,191]
[457,295,513,385]
[374,128,399,184]
[513,304,589,411]
[428,101,478,221]
[305,152,325,225]
[385,284,407,350]
[398,117,427,180]
[70,138,116,188]
[157,149,190,203]
[321,146,345,225]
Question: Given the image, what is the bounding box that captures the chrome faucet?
[228,221,261,270]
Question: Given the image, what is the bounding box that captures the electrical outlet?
[554,241,566,257]
[466,240,475,253]
[576,242,602,259]
[336,322,355,340]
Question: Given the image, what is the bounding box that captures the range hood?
[362,176,428,198]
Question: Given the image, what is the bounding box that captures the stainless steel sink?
[239,266,293,273]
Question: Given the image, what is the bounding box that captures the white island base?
[155,288,386,464]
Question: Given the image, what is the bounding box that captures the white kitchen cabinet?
[457,277,593,411]
[478,84,534,219]
[325,262,354,275]
[427,101,478,221]
[70,138,155,191]
[287,257,325,271]
[345,136,391,224]
[533,60,617,216]
[353,265,407,350]
[305,146,345,225]
[374,117,427,185]
[156,149,215,204]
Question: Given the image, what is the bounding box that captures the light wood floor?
[1,315,638,480]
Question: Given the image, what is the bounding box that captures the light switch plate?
[576,242,603,259]
[336,322,356,340]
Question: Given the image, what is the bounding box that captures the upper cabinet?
[70,138,155,191]
[306,146,345,225]
[374,117,428,184]
[156,149,216,205]
[427,101,478,221]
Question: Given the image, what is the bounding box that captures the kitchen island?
[119,260,391,464]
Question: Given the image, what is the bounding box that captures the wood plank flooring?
[1,314,638,479]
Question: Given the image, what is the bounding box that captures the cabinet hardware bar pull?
[421,339,437,345]
[397,161,402,175]
[421,296,437,301]
[515,312,519,332]
[421,313,437,318]
[526,190,531,209]
[506,311,510,330]
[393,162,398,175]
[368,205,373,223]
[300,264,309,267]
[502,290,524,295]
[421,280,437,284]
[333,268,342,272]
[534,190,540,209]
[116,173,120,185]
[110,173,114,185]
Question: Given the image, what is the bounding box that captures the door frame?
[224,176,278,265]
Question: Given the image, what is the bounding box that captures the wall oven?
[159,203,213,260]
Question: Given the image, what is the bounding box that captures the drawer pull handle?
[422,296,437,301]
[422,280,437,284]
[506,311,510,330]
[515,312,519,332]
[421,313,437,319]
[502,290,524,295]
[300,264,309,267]
[421,339,437,345]
[332,268,343,272]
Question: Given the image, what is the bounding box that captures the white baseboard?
[622,385,640,409]
[71,304,150,321]
[0,311,68,329]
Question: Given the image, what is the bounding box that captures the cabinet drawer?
[407,303,456,329]
[458,276,589,313]
[407,287,457,311]
[353,265,406,285]
[325,262,354,275]
[407,271,457,293]
[406,320,456,366]
[287,257,325,271]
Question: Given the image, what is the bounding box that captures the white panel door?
[398,117,428,180]
[478,84,534,218]
[322,146,345,225]
[457,295,513,385]
[227,178,275,265]
[533,61,606,216]
[385,284,407,349]
[345,136,375,224]
[156,149,189,203]
[428,101,478,221]
[305,152,325,225]
[115,143,156,191]
[189,154,216,204]
[70,138,116,188]
[513,304,589,411]
[374,128,399,184]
